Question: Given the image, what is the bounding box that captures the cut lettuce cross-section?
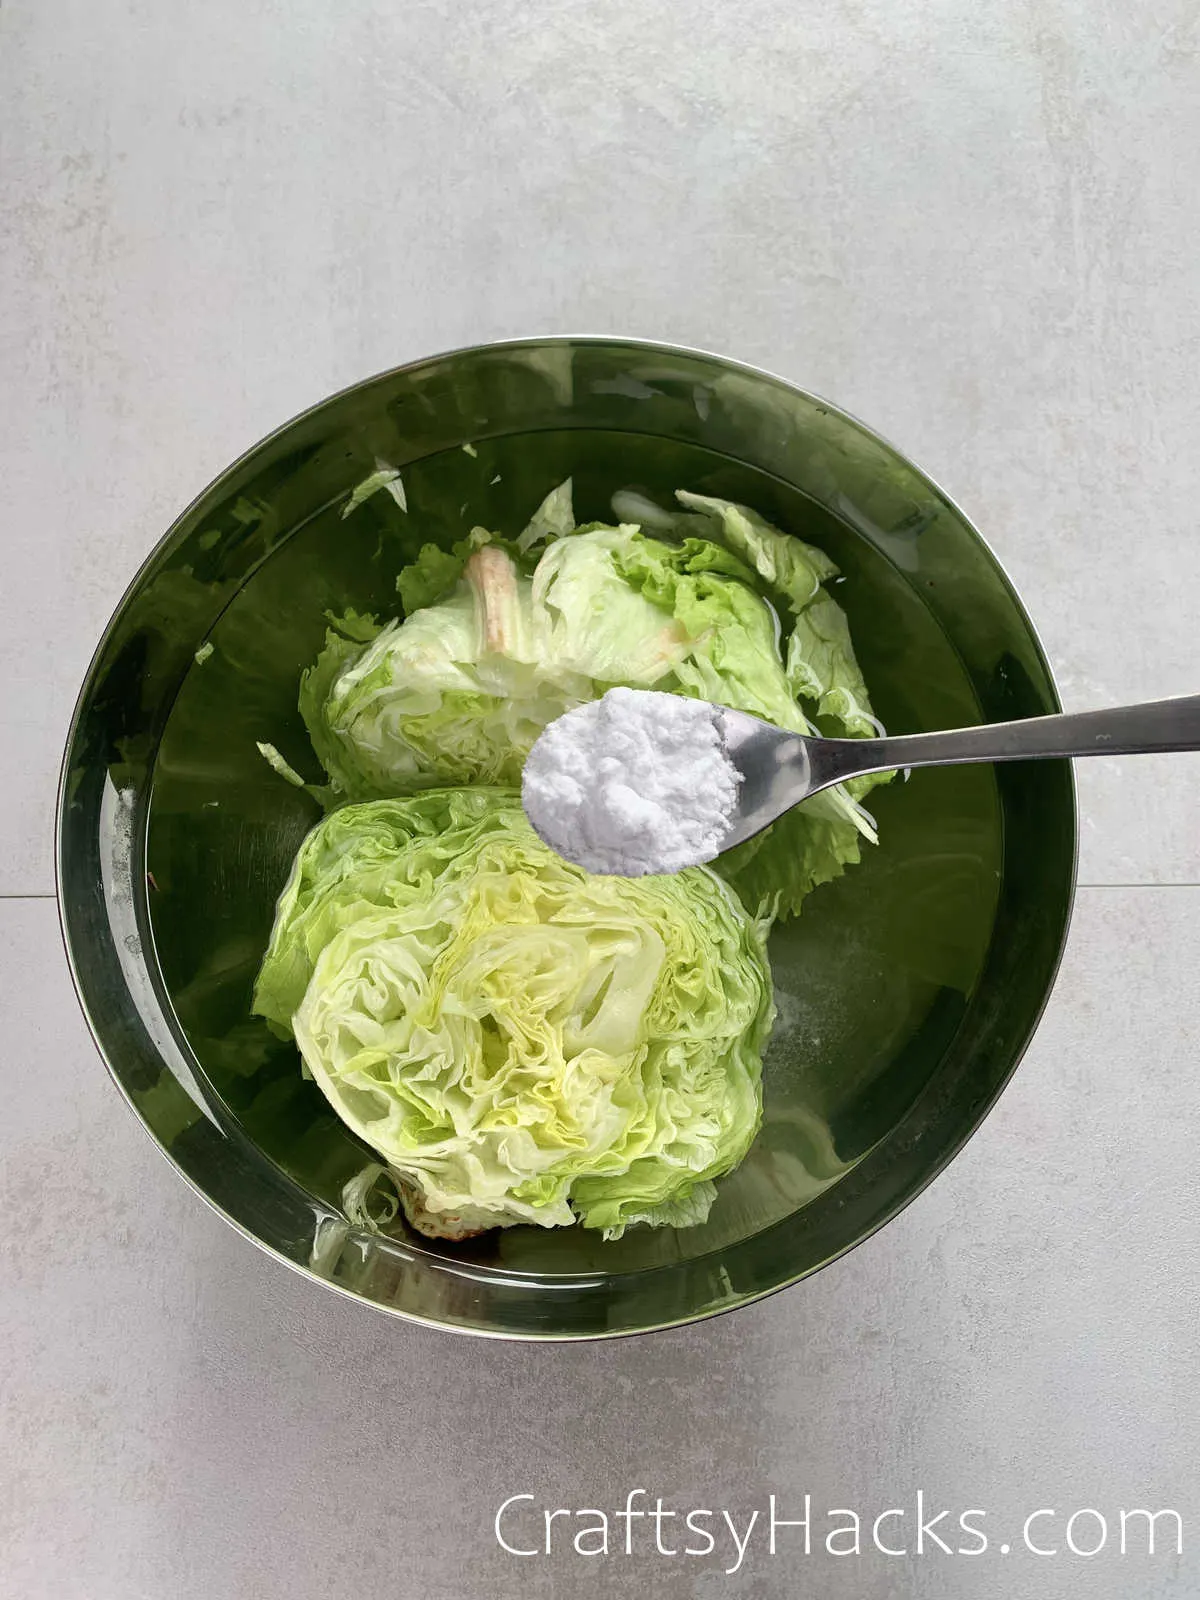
[253,789,774,1239]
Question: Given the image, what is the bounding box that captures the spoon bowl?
[713,707,846,852]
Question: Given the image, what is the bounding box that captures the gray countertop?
[3,4,1198,1596]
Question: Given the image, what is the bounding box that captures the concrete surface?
[2,2,1198,1596]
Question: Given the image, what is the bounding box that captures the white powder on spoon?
[522,688,740,876]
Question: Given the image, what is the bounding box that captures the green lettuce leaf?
[606,531,809,732]
[342,465,406,518]
[253,789,773,1239]
[669,491,893,896]
[394,523,504,614]
[675,489,838,610]
[785,589,880,739]
[672,490,881,738]
[711,793,869,921]
[599,529,878,914]
[298,608,383,796]
[395,542,468,614]
[255,741,307,788]
[517,476,574,553]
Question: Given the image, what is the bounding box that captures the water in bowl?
[145,428,1001,1275]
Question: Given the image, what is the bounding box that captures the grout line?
[1078,882,1200,890]
[0,893,57,901]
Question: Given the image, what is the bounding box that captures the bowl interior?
[59,340,1075,1336]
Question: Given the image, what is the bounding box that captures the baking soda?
[522,688,739,875]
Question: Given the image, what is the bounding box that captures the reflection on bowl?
[57,339,1075,1339]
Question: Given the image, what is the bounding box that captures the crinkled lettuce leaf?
[785,589,880,740]
[517,476,574,553]
[675,489,838,611]
[675,490,880,741]
[394,524,507,615]
[253,789,773,1239]
[667,491,893,907]
[298,607,383,796]
[395,542,467,614]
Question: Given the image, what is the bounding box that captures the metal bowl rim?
[55,334,1079,1340]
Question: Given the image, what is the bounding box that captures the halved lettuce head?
[298,486,888,918]
[253,789,773,1239]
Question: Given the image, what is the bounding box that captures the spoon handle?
[828,693,1200,783]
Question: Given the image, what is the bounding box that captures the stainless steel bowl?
[58,338,1076,1339]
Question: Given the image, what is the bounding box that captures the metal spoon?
[717,693,1200,852]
